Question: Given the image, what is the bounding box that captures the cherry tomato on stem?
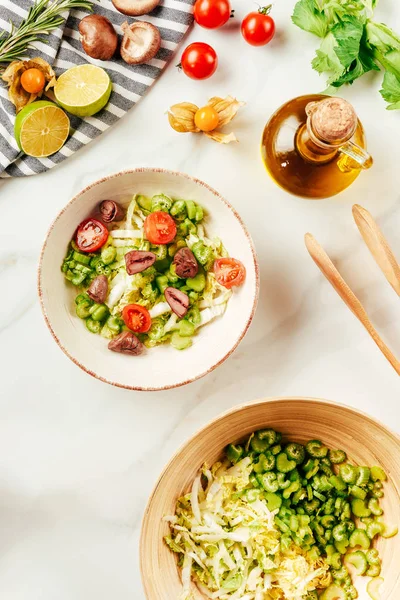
[75,218,109,253]
[179,42,218,80]
[194,0,232,29]
[20,68,46,94]
[144,211,177,245]
[122,304,152,333]
[214,257,246,289]
[241,5,276,47]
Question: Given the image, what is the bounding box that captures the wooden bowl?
[140,397,400,599]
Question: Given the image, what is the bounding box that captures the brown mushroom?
[79,15,118,61]
[120,21,161,65]
[112,0,160,16]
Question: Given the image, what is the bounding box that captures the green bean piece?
[328,449,347,464]
[333,523,348,542]
[258,472,279,493]
[73,250,92,265]
[346,585,358,599]
[345,550,368,575]
[95,261,111,276]
[331,566,349,581]
[277,473,291,490]
[186,272,206,292]
[91,304,109,322]
[329,475,347,492]
[251,433,270,454]
[340,464,357,484]
[191,241,214,269]
[366,563,381,577]
[276,452,297,474]
[334,538,349,554]
[264,491,282,512]
[304,499,320,514]
[185,200,197,220]
[170,200,186,217]
[101,245,116,265]
[356,466,371,486]
[154,276,169,296]
[366,521,384,540]
[371,466,387,482]
[306,440,328,458]
[349,528,370,550]
[76,302,92,319]
[152,194,173,213]
[285,442,306,465]
[366,549,381,565]
[170,332,192,350]
[349,485,367,500]
[368,498,383,516]
[226,443,244,464]
[178,320,195,337]
[85,318,101,334]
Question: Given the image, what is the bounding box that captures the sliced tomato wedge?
[76,218,108,253]
[122,304,152,333]
[144,211,177,245]
[214,257,246,289]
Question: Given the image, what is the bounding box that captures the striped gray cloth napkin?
[0,0,194,177]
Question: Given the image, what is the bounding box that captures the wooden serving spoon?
[305,233,400,376]
[352,204,400,297]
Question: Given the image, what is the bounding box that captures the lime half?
[54,65,112,117]
[15,100,70,158]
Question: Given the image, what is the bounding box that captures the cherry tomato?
[180,42,218,80]
[194,105,219,132]
[194,0,231,29]
[20,68,46,94]
[75,218,109,253]
[241,6,276,46]
[214,258,246,289]
[144,211,177,245]
[122,304,152,333]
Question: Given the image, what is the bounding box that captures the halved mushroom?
[112,0,160,16]
[120,21,161,65]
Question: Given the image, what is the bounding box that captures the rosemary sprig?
[0,0,93,66]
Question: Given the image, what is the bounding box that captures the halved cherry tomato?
[75,218,109,253]
[214,257,246,289]
[180,42,218,80]
[144,211,177,245]
[241,6,276,47]
[20,68,46,94]
[194,0,231,29]
[122,304,152,333]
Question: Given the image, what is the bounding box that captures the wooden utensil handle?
[305,233,400,376]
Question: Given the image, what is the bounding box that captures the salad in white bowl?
[61,193,246,356]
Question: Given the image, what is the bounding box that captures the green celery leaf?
[373,48,400,79]
[366,21,400,53]
[380,71,400,109]
[321,0,371,23]
[331,40,380,86]
[332,16,365,68]
[312,32,345,82]
[292,0,328,38]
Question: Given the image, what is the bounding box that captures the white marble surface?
[1,1,400,598]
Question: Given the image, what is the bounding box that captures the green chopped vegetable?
[292,0,400,110]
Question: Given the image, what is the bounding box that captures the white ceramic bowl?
[38,169,259,390]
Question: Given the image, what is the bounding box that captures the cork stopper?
[306,97,357,144]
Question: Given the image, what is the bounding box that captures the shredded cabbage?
[164,456,331,600]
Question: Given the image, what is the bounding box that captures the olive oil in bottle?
[261,95,373,199]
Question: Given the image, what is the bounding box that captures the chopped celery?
[170,332,192,350]
[371,467,387,482]
[137,194,152,212]
[320,584,346,599]
[349,529,370,550]
[179,320,195,337]
[185,200,197,220]
[367,577,384,600]
[345,550,368,575]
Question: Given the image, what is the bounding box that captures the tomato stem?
[176,62,182,71]
[258,4,272,15]
[230,9,235,18]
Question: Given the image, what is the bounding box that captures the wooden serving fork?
[305,232,400,376]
